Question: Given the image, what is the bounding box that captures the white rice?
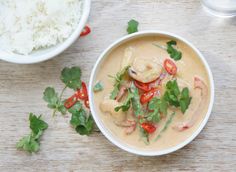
[0,0,83,55]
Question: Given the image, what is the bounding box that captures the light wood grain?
[0,0,236,171]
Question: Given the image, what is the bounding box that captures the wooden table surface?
[0,0,236,171]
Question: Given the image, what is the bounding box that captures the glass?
[201,0,236,17]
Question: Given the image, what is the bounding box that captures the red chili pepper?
[64,94,78,109]
[84,99,90,109]
[134,78,159,92]
[76,82,88,100]
[134,80,150,92]
[164,59,177,75]
[140,88,160,104]
[141,122,156,134]
[80,25,91,36]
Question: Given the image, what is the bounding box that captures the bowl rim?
[0,0,91,64]
[89,30,215,156]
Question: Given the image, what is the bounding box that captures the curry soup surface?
[93,35,210,151]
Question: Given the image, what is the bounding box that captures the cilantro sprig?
[43,66,82,116]
[127,19,139,34]
[16,113,48,153]
[93,81,103,92]
[166,40,182,61]
[42,66,94,134]
[60,66,82,90]
[43,87,66,116]
[17,66,94,153]
[109,66,130,99]
[153,40,182,61]
[164,80,192,113]
[147,97,168,122]
[70,108,93,135]
[114,89,133,112]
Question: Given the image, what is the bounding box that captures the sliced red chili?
[164,59,177,75]
[134,80,150,92]
[84,99,90,109]
[134,78,159,92]
[80,25,91,36]
[140,88,160,104]
[141,122,156,134]
[64,94,78,109]
[76,82,88,100]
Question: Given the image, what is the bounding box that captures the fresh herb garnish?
[43,66,94,135]
[166,40,182,61]
[164,80,192,113]
[147,97,168,122]
[153,40,182,61]
[16,113,48,153]
[179,88,192,113]
[70,109,94,135]
[43,87,66,116]
[60,66,82,90]
[93,81,103,92]
[43,66,94,134]
[114,89,133,112]
[68,102,82,114]
[18,66,94,153]
[127,19,139,34]
[109,66,130,99]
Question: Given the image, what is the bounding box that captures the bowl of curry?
[89,30,214,156]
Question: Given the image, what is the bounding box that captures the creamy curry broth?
[93,35,210,150]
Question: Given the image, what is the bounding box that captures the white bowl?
[89,30,215,156]
[0,0,91,64]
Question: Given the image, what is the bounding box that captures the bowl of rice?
[0,0,91,64]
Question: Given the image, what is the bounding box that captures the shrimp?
[115,120,136,135]
[100,98,126,122]
[121,46,163,83]
[128,56,162,83]
[173,76,208,131]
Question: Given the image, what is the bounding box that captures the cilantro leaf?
[164,80,180,107]
[114,89,133,112]
[93,82,103,92]
[149,97,168,115]
[68,102,82,114]
[16,135,40,153]
[147,97,168,123]
[127,19,139,34]
[43,87,66,115]
[164,80,192,113]
[57,102,67,115]
[29,113,48,135]
[166,79,180,96]
[16,113,48,153]
[110,66,130,99]
[75,115,94,135]
[60,67,82,90]
[43,87,59,109]
[179,88,192,113]
[147,109,161,123]
[70,109,94,136]
[166,40,182,61]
